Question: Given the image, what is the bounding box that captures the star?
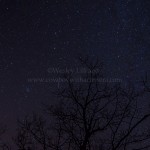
[0,1,149,144]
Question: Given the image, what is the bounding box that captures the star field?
[0,0,150,139]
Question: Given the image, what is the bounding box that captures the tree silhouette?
[15,115,52,150]
[14,125,34,150]
[16,58,150,150]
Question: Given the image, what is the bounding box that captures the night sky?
[0,0,150,140]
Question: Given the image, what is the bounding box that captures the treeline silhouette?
[1,57,150,150]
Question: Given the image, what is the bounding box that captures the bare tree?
[46,57,150,150]
[14,125,34,150]
[14,115,53,150]
[16,58,150,150]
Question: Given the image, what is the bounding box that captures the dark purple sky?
[0,0,150,140]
